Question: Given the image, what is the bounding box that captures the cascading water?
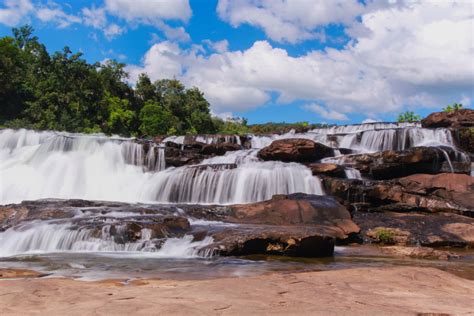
[0,220,214,258]
[0,128,321,205]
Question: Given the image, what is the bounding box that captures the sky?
[0,0,473,124]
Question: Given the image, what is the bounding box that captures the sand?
[1,266,473,315]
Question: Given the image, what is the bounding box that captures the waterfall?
[0,129,321,205]
[0,220,213,258]
[146,162,323,204]
[250,124,456,154]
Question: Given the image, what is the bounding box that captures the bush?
[375,228,395,244]
[443,103,463,113]
[397,111,421,123]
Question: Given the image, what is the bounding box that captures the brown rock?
[380,246,459,260]
[339,146,470,180]
[308,163,346,178]
[258,139,333,163]
[421,109,474,128]
[229,193,359,239]
[322,173,473,216]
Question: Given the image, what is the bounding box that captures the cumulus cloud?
[0,0,33,26]
[302,104,349,121]
[216,0,370,43]
[101,0,192,41]
[105,0,191,23]
[82,6,107,29]
[36,4,81,28]
[127,1,474,116]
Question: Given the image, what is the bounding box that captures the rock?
[0,195,358,258]
[338,146,470,180]
[451,127,474,155]
[228,193,359,240]
[322,173,473,216]
[380,246,459,260]
[200,142,241,155]
[307,163,346,178]
[164,141,242,167]
[354,211,474,247]
[421,109,474,128]
[258,139,333,163]
[0,269,48,279]
[208,226,335,257]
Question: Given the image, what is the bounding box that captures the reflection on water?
[1,245,473,281]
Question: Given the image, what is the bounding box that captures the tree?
[139,100,177,136]
[397,111,421,123]
[103,94,135,136]
[443,103,463,113]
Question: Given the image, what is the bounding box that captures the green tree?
[139,100,177,136]
[443,103,463,113]
[397,111,421,123]
[103,94,135,135]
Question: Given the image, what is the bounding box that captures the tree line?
[0,26,239,136]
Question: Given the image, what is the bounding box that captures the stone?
[258,138,333,163]
[307,163,346,178]
[421,109,474,128]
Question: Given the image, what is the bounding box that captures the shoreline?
[1,266,473,315]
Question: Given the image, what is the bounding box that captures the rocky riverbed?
[1,109,473,314]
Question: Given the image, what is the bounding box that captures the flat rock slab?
[0,267,473,315]
[354,211,474,247]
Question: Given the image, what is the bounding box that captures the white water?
[0,220,213,258]
[0,129,321,205]
[250,123,455,153]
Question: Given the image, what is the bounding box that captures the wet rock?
[322,173,473,216]
[452,127,474,155]
[307,163,346,178]
[209,226,335,257]
[228,193,359,240]
[258,139,334,163]
[164,141,242,167]
[380,246,460,260]
[200,142,241,155]
[421,109,474,128]
[336,146,470,180]
[354,211,474,247]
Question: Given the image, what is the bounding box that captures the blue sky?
[1,0,472,124]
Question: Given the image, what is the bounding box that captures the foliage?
[0,26,221,137]
[397,111,421,123]
[443,103,463,113]
[248,122,330,134]
[139,100,177,136]
[375,228,395,244]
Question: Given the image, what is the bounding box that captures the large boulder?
[354,211,474,247]
[258,139,333,163]
[322,173,474,216]
[338,146,470,179]
[421,109,474,128]
[228,194,359,238]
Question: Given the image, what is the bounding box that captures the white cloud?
[0,0,33,26]
[104,23,124,40]
[362,118,379,124]
[303,104,349,121]
[105,0,192,23]
[129,1,474,116]
[82,6,107,29]
[204,39,229,53]
[216,0,369,44]
[36,4,81,28]
[103,0,192,41]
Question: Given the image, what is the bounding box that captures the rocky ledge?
[0,194,359,258]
